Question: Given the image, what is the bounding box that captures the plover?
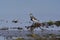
[29,13,39,23]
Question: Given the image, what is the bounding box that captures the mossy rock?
[47,21,54,26]
[26,34,38,38]
[27,34,36,37]
[16,38,24,40]
[36,37,47,40]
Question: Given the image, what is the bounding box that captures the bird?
[12,19,18,23]
[29,13,39,23]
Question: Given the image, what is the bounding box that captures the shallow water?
[0,36,5,40]
[0,29,60,40]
